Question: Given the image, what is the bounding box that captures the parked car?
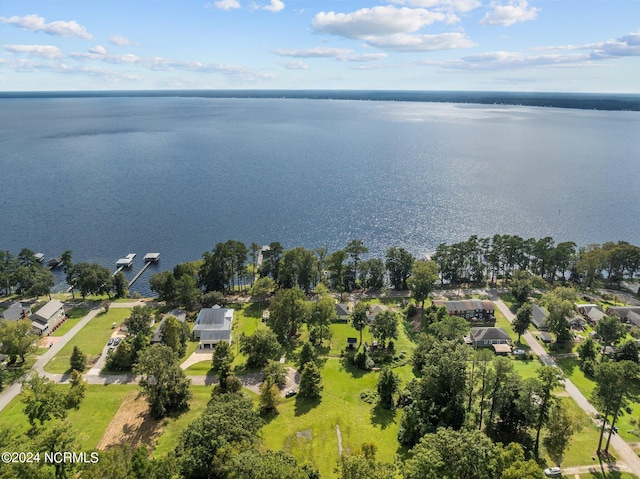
[113,337,122,346]
[107,338,114,346]
[285,390,297,398]
[513,349,526,355]
[544,466,561,476]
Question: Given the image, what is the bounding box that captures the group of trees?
[432,235,640,287]
[0,249,55,298]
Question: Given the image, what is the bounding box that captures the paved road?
[489,293,640,477]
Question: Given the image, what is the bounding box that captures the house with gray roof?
[577,304,606,325]
[194,305,233,348]
[467,327,511,347]
[531,304,550,330]
[31,299,65,335]
[336,303,351,322]
[432,299,495,324]
[367,303,388,322]
[1,302,31,322]
[606,306,640,327]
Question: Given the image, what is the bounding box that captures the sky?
[0,0,639,92]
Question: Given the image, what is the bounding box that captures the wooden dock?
[127,253,160,287]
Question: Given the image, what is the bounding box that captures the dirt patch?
[38,336,61,348]
[97,391,163,451]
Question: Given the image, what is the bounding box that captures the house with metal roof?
[577,304,606,325]
[367,303,388,322]
[31,299,65,335]
[467,327,512,347]
[336,303,351,321]
[531,304,550,330]
[194,305,233,348]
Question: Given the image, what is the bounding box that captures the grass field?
[50,306,89,336]
[261,359,412,478]
[0,384,137,449]
[44,308,132,374]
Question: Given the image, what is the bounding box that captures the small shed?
[347,337,358,349]
[539,331,553,343]
[492,344,512,355]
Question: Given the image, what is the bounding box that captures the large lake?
[1,95,639,293]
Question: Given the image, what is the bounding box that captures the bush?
[406,304,417,318]
[353,350,374,370]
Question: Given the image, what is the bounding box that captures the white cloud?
[279,60,309,69]
[4,44,63,59]
[263,0,285,12]
[207,0,241,10]
[480,1,539,27]
[339,53,388,62]
[366,32,475,51]
[273,47,353,58]
[389,0,481,13]
[312,6,450,38]
[109,35,133,46]
[0,14,93,40]
[90,45,107,55]
[589,31,640,59]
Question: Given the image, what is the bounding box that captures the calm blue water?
[1,95,639,294]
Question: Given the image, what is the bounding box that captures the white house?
[194,305,233,348]
[31,299,65,335]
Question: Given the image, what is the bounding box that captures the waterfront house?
[531,304,550,330]
[466,327,512,348]
[31,299,65,335]
[194,305,233,348]
[432,299,495,324]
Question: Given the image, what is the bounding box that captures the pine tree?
[298,362,323,400]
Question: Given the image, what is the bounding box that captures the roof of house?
[607,306,640,320]
[367,304,388,320]
[200,330,232,342]
[492,344,513,354]
[586,308,606,323]
[539,331,553,341]
[470,327,511,342]
[1,302,31,321]
[531,304,549,329]
[33,299,64,323]
[336,304,350,317]
[194,305,233,332]
[432,300,494,313]
[627,311,640,327]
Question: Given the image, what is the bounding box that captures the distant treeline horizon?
[2,90,640,111]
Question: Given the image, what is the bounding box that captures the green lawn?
[0,384,137,449]
[261,359,412,478]
[50,307,89,336]
[183,361,213,376]
[44,308,132,374]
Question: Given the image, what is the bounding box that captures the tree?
[149,270,178,302]
[298,361,323,399]
[69,345,87,372]
[427,315,470,341]
[259,376,281,414]
[248,276,276,302]
[27,269,55,300]
[225,449,317,479]
[385,247,414,290]
[513,302,532,342]
[241,329,281,368]
[615,340,639,363]
[0,318,35,363]
[65,369,87,409]
[592,360,640,453]
[133,344,192,419]
[125,305,154,337]
[263,360,288,388]
[533,366,564,457]
[543,401,584,466]
[68,262,113,298]
[595,315,625,362]
[211,341,234,386]
[297,341,317,372]
[398,341,469,446]
[360,258,385,289]
[176,393,263,479]
[112,270,129,298]
[268,287,307,344]
[510,270,532,306]
[337,443,396,479]
[350,302,369,347]
[160,315,184,355]
[21,373,67,428]
[577,337,598,374]
[177,274,200,311]
[307,292,334,347]
[407,260,439,309]
[327,249,348,297]
[541,287,578,343]
[370,310,398,347]
[37,420,81,479]
[403,428,499,479]
[377,367,400,409]
[105,337,137,371]
[345,239,368,288]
